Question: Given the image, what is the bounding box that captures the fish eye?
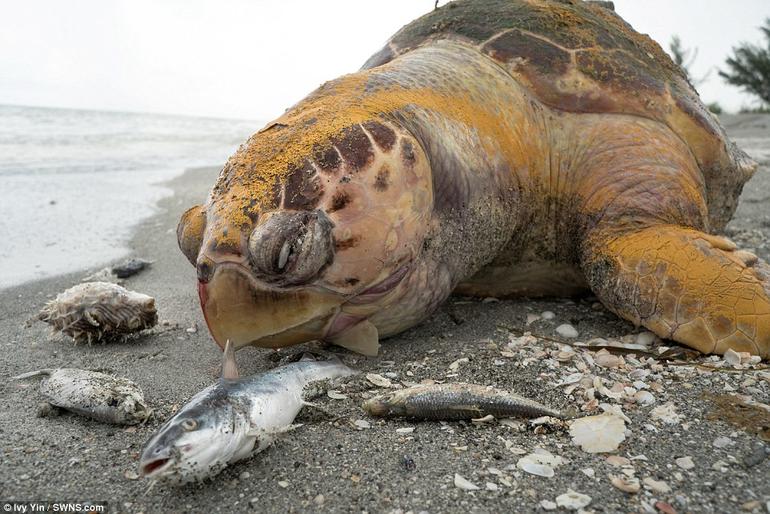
[181,419,198,431]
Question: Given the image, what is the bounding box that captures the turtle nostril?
[197,257,215,282]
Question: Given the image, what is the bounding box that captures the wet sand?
[1,114,768,513]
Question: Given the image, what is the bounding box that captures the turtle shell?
[362,0,756,231]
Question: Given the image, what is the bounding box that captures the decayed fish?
[111,258,152,279]
[362,383,563,420]
[13,368,150,425]
[38,282,157,343]
[139,344,355,483]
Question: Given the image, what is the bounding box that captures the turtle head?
[177,116,433,354]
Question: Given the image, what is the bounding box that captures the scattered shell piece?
[124,470,139,480]
[327,390,348,400]
[713,436,733,449]
[635,331,657,346]
[516,449,564,478]
[606,455,630,467]
[454,473,479,491]
[643,477,671,493]
[556,324,579,338]
[278,480,289,488]
[595,353,623,369]
[724,349,742,366]
[526,313,541,325]
[634,390,656,406]
[570,414,626,453]
[485,482,499,491]
[353,419,371,430]
[675,456,694,470]
[38,282,157,343]
[366,373,392,388]
[541,311,556,320]
[472,414,496,424]
[448,358,469,372]
[396,427,415,434]
[711,460,729,471]
[555,490,591,510]
[650,402,683,424]
[581,467,595,478]
[540,500,557,510]
[555,373,584,387]
[654,501,677,514]
[610,475,640,493]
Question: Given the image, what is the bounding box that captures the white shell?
[555,490,591,510]
[569,413,626,453]
[453,473,479,491]
[38,282,157,343]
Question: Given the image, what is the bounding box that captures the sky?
[1,0,769,120]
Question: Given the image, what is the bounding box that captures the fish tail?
[11,369,54,381]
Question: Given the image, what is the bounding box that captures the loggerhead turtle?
[178,0,769,359]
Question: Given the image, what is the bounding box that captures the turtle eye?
[181,419,198,431]
[247,209,335,285]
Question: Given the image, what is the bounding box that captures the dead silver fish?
[362,383,563,420]
[112,258,152,279]
[139,343,355,484]
[13,368,150,425]
[38,282,157,343]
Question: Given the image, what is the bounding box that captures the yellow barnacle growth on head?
[208,44,536,233]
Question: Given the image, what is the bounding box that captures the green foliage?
[719,18,770,106]
[669,35,709,86]
[706,102,723,115]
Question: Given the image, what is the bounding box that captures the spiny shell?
[38,282,157,343]
[15,369,150,425]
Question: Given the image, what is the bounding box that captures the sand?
[1,115,768,514]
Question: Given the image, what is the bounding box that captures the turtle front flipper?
[582,225,770,358]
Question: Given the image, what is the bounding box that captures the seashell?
[595,353,623,368]
[541,311,556,320]
[569,414,626,453]
[13,368,149,424]
[37,282,157,343]
[635,331,657,346]
[516,450,564,477]
[724,348,742,366]
[453,473,479,491]
[650,402,682,424]
[634,390,656,405]
[642,477,671,493]
[675,456,695,470]
[365,373,392,388]
[606,455,631,467]
[610,475,640,493]
[555,324,579,338]
[555,490,591,510]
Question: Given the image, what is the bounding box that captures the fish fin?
[221,340,239,380]
[299,353,316,362]
[11,369,54,381]
[276,423,303,433]
[329,320,380,356]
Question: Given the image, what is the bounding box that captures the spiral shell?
[38,282,157,343]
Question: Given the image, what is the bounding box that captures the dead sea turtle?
[178,0,768,358]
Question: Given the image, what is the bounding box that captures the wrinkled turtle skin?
[178,0,768,358]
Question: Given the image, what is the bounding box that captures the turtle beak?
[198,265,342,350]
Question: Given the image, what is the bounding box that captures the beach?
[1,114,768,514]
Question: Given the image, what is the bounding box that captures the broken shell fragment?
[610,475,640,493]
[453,473,479,491]
[37,282,157,343]
[569,414,626,453]
[555,490,591,510]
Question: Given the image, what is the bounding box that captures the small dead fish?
[38,282,157,343]
[362,382,563,420]
[13,368,150,425]
[111,258,152,279]
[139,343,355,484]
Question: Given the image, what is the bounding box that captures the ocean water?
[0,104,261,289]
